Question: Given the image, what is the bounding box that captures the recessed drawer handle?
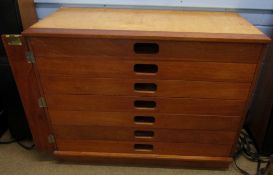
[134,64,158,74]
[134,116,155,125]
[134,83,157,93]
[134,144,154,151]
[134,130,154,138]
[134,43,159,54]
[134,100,156,109]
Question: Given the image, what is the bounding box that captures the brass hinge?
[25,51,35,63]
[38,97,47,108]
[5,34,22,46]
[48,134,55,144]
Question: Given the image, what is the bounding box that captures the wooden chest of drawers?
[2,7,270,168]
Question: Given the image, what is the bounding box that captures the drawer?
[36,57,257,82]
[53,125,236,144]
[56,139,232,157]
[41,76,251,100]
[46,95,246,116]
[49,111,241,131]
[30,38,263,63]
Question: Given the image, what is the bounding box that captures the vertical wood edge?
[230,43,269,156]
[1,35,54,151]
[18,0,38,29]
[27,36,58,151]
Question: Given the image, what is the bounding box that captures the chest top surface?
[24,7,270,42]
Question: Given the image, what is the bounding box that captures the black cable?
[234,129,272,175]
[257,160,261,175]
[0,139,17,144]
[233,157,251,175]
[0,135,35,150]
[17,141,35,150]
[0,139,35,150]
[0,110,34,150]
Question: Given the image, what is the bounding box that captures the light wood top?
[32,7,262,35]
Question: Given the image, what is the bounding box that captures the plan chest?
[2,7,270,168]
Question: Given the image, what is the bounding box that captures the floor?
[0,131,258,175]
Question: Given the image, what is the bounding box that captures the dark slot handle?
[134,64,158,74]
[134,43,159,54]
[134,116,155,124]
[134,144,154,151]
[134,83,157,93]
[134,100,156,109]
[134,130,154,138]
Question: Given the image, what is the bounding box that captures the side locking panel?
[1,34,55,151]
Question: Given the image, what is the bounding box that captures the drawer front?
[49,111,241,131]
[53,125,236,144]
[46,95,245,116]
[56,139,231,157]
[30,38,262,63]
[36,57,256,82]
[41,77,251,100]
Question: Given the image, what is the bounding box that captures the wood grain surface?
[23,8,270,43]
[29,38,263,63]
[1,35,53,151]
[53,125,236,144]
[49,111,241,131]
[31,8,262,35]
[41,76,251,100]
[54,151,232,168]
[36,56,257,82]
[56,139,232,157]
[45,95,246,116]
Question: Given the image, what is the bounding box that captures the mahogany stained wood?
[17,0,38,29]
[22,28,271,44]
[45,95,246,116]
[29,38,263,63]
[6,7,269,168]
[56,139,232,157]
[23,8,270,43]
[54,151,232,168]
[23,28,271,43]
[36,57,257,82]
[49,111,241,131]
[41,76,251,100]
[1,35,53,151]
[53,125,236,144]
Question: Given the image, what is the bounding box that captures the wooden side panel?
[46,95,246,116]
[1,35,53,151]
[36,57,257,82]
[246,38,273,152]
[230,44,268,155]
[29,38,263,63]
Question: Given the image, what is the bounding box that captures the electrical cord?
[233,129,272,175]
[233,157,251,175]
[0,139,17,144]
[17,141,35,150]
[0,110,35,150]
[0,135,35,150]
[0,139,35,150]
